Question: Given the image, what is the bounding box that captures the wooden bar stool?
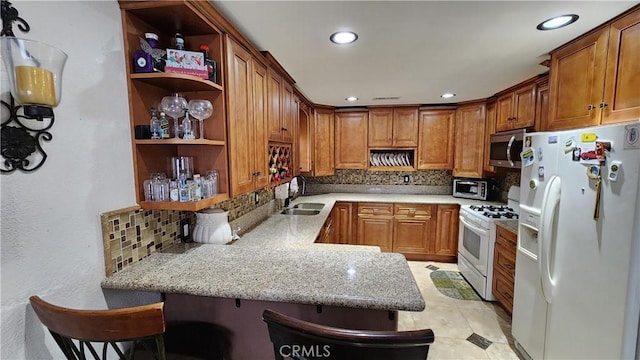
[262,309,435,360]
[29,296,229,360]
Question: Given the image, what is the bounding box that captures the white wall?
[0,1,134,358]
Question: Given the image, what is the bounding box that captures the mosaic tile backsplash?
[101,188,274,276]
[307,169,453,186]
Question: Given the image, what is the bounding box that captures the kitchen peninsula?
[102,193,496,358]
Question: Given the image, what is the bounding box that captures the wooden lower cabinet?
[434,204,459,261]
[492,225,517,315]
[393,204,436,260]
[357,203,394,252]
[316,212,334,244]
[332,202,357,245]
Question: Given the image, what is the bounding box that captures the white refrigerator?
[512,122,640,359]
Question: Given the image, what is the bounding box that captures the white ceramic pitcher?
[192,208,232,244]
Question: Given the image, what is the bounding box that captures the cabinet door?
[267,69,283,141]
[281,81,294,142]
[435,205,459,258]
[547,27,609,130]
[393,204,435,257]
[333,202,356,245]
[534,77,549,132]
[314,108,335,176]
[357,216,393,252]
[512,82,536,129]
[335,111,368,169]
[417,109,455,170]
[226,38,255,196]
[368,108,393,147]
[392,107,419,147]
[495,94,513,132]
[453,103,486,178]
[483,101,496,173]
[252,59,270,189]
[602,8,640,124]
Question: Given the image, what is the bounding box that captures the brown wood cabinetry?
[483,100,496,173]
[335,111,369,169]
[393,204,436,260]
[316,212,334,244]
[535,76,549,132]
[119,1,229,211]
[332,202,357,245]
[417,108,455,170]
[368,107,418,147]
[434,204,459,261]
[313,108,335,176]
[495,81,536,132]
[453,102,486,178]
[226,37,269,196]
[547,7,640,130]
[357,203,394,252]
[493,225,517,315]
[266,68,294,142]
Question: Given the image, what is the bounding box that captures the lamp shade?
[1,38,67,108]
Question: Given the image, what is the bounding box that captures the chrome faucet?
[284,175,307,208]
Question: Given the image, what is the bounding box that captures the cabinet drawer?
[394,204,434,218]
[494,240,516,277]
[358,203,394,216]
[496,225,517,246]
[492,271,514,314]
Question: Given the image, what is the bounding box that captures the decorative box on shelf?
[269,144,292,183]
[164,49,208,79]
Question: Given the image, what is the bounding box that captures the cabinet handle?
[281,127,288,131]
[600,102,608,109]
[503,291,513,301]
[588,104,595,111]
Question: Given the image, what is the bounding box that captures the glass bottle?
[150,107,161,139]
[182,108,195,140]
[174,33,185,50]
[159,111,170,139]
[199,44,217,83]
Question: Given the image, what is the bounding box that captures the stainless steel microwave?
[453,179,488,200]
[489,129,525,169]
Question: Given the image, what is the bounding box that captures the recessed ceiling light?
[330,31,358,45]
[441,93,456,99]
[345,96,359,102]
[536,14,579,30]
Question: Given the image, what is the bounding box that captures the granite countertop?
[102,193,501,312]
[495,219,519,234]
[102,244,425,311]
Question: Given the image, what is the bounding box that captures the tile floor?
[399,261,522,359]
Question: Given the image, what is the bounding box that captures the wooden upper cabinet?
[314,108,335,176]
[484,100,496,173]
[335,111,369,169]
[368,108,394,147]
[602,7,640,124]
[453,102,486,178]
[251,58,270,189]
[416,108,455,170]
[547,27,610,130]
[495,81,536,132]
[368,107,418,147]
[534,76,550,132]
[266,69,294,142]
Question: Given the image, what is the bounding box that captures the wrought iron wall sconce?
[1,0,67,173]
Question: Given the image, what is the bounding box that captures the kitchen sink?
[280,208,321,215]
[292,203,325,210]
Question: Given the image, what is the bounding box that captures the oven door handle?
[459,215,489,236]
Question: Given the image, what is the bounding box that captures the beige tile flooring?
[399,261,522,359]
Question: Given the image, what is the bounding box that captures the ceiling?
[211,1,637,107]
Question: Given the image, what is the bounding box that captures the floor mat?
[429,270,481,301]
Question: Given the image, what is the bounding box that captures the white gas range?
[457,186,520,301]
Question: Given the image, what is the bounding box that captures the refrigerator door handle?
[506,135,516,167]
[539,175,561,304]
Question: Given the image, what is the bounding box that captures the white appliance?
[458,187,520,301]
[512,122,640,359]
